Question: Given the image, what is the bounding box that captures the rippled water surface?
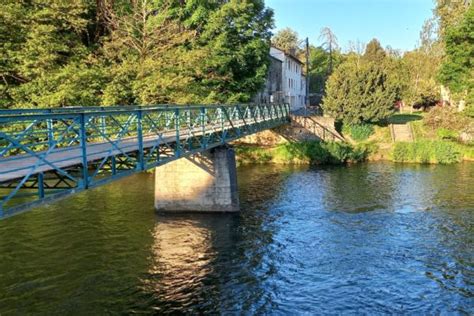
[0,162,473,314]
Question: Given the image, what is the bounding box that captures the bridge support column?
[154,146,239,212]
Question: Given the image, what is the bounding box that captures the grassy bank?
[235,110,473,166]
[235,141,373,165]
[341,111,474,164]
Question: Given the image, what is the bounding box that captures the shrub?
[343,124,374,141]
[424,106,470,132]
[392,141,462,164]
[236,141,371,165]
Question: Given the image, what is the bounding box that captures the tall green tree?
[322,56,397,124]
[438,4,474,113]
[308,45,344,95]
[196,0,273,103]
[401,50,440,108]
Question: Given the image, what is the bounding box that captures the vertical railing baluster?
[100,115,106,141]
[137,109,144,170]
[200,107,206,149]
[175,108,181,157]
[220,107,225,143]
[47,119,54,149]
[79,113,89,189]
[111,156,117,175]
[38,173,45,199]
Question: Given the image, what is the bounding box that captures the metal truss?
[0,104,290,218]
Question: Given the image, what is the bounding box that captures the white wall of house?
[270,47,306,111]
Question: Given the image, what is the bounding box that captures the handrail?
[0,103,287,117]
[295,115,345,142]
[389,124,396,142]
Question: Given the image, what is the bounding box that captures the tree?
[438,4,474,113]
[319,27,339,73]
[0,0,274,107]
[271,27,300,54]
[0,0,101,108]
[419,17,441,55]
[363,39,386,64]
[401,50,440,108]
[308,45,344,95]
[195,0,274,103]
[436,0,472,38]
[322,56,397,124]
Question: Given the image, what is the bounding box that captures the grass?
[342,124,374,141]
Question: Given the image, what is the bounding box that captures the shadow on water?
[0,162,472,314]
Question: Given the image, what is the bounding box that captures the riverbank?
[235,139,474,166]
[235,111,474,165]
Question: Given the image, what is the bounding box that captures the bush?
[436,128,459,141]
[343,124,374,141]
[424,106,470,132]
[392,141,462,164]
[236,141,372,165]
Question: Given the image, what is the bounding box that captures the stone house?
[254,47,307,112]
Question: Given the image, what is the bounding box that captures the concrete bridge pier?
[154,146,240,212]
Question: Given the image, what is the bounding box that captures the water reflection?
[143,215,220,313]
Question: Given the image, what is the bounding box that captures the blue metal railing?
[0,103,290,218]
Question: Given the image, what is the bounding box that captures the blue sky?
[266,0,435,52]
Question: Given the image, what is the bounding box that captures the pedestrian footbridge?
[0,104,290,218]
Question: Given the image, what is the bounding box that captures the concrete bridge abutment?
[154,146,239,212]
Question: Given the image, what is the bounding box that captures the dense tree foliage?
[0,0,97,108]
[401,50,440,108]
[436,0,472,37]
[308,45,344,94]
[0,0,274,108]
[363,39,386,64]
[438,4,473,113]
[271,27,300,54]
[322,55,397,124]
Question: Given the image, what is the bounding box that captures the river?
[0,162,472,314]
